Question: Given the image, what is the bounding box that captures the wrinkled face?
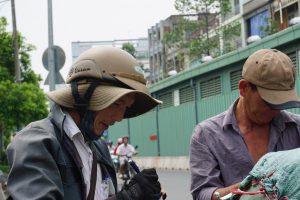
[93,94,135,135]
[243,84,280,125]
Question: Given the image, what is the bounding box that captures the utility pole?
[205,2,210,56]
[48,0,56,91]
[278,0,284,30]
[11,0,21,82]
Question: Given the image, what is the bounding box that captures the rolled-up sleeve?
[190,124,223,200]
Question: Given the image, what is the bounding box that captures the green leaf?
[0,17,48,152]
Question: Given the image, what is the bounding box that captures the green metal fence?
[108,23,300,157]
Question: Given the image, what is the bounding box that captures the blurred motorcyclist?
[113,137,123,155]
[116,136,137,179]
[106,140,115,153]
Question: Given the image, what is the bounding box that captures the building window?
[247,10,269,38]
[287,51,297,67]
[200,76,221,98]
[158,92,173,109]
[273,0,298,29]
[179,86,194,104]
[234,0,240,15]
[230,68,242,91]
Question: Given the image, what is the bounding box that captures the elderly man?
[6,46,162,200]
[190,49,300,200]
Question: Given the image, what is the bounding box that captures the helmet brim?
[47,84,162,118]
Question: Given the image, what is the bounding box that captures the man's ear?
[238,79,249,97]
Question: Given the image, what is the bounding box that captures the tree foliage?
[164,0,241,60]
[122,42,136,57]
[0,17,48,152]
[121,42,145,69]
[260,17,280,36]
[175,0,224,14]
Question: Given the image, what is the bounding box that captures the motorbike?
[111,153,120,173]
[120,145,138,185]
[126,159,167,200]
[121,155,137,183]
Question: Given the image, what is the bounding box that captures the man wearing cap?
[6,46,162,200]
[190,49,300,200]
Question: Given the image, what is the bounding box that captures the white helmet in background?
[117,138,123,144]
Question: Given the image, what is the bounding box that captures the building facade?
[147,0,300,84]
[109,0,300,157]
[148,0,242,84]
[70,0,300,157]
[71,38,151,81]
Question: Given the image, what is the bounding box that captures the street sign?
[42,45,66,85]
[43,72,65,85]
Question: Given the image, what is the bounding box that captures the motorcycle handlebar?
[128,160,167,200]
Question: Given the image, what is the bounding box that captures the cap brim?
[47,84,162,118]
[257,87,300,109]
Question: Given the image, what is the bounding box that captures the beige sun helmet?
[47,46,162,118]
[67,45,149,94]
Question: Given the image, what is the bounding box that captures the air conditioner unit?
[247,35,261,44]
[201,55,213,63]
[289,17,300,26]
[168,70,177,76]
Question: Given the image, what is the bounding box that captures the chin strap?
[71,80,101,116]
[80,111,102,141]
[71,80,102,141]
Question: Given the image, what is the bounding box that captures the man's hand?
[116,168,161,200]
[212,183,240,200]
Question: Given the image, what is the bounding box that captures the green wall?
[108,23,300,157]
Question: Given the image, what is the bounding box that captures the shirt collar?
[272,110,297,132]
[223,98,239,131]
[222,98,297,132]
[63,111,81,141]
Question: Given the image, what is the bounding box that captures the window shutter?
[200,76,221,98]
[158,92,173,109]
[287,52,297,67]
[230,68,242,91]
[179,86,194,104]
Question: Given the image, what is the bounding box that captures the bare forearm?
[211,182,240,200]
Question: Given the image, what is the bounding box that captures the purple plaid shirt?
[190,99,300,200]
